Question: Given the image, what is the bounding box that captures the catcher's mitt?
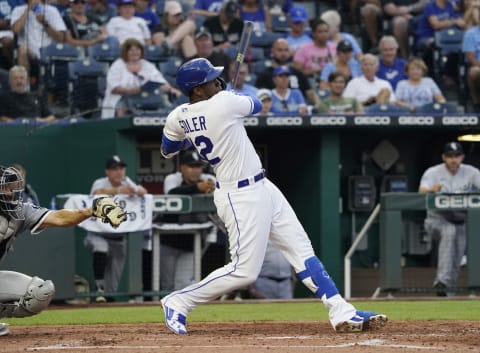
[92,197,127,228]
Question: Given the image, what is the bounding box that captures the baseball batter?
[0,166,127,336]
[419,142,480,296]
[159,58,387,335]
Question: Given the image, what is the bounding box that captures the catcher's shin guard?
[297,256,339,299]
[0,276,55,318]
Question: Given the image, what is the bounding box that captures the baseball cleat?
[335,314,364,332]
[0,323,10,337]
[161,300,187,334]
[356,310,388,330]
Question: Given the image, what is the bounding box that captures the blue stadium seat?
[223,46,265,63]
[144,44,170,64]
[250,31,281,48]
[127,90,170,114]
[158,57,183,87]
[432,26,463,83]
[364,103,410,114]
[68,58,109,118]
[415,102,458,114]
[250,60,273,75]
[87,36,120,64]
[271,14,290,33]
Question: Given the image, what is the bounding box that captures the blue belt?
[216,170,266,189]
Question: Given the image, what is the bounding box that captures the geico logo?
[398,116,434,125]
[434,195,480,208]
[442,116,478,125]
[266,117,303,126]
[354,116,391,125]
[133,117,166,126]
[155,197,183,211]
[310,116,347,125]
[243,117,259,126]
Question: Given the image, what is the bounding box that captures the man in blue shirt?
[462,22,480,112]
[376,35,407,90]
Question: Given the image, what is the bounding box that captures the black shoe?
[434,282,447,297]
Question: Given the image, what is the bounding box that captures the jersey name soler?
[179,116,207,134]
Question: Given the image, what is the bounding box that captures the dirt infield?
[2,320,479,353]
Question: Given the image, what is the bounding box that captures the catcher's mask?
[0,166,25,220]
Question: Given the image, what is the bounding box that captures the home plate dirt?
[1,321,479,353]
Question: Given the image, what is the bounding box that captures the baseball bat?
[231,21,254,90]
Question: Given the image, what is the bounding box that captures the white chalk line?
[27,339,445,351]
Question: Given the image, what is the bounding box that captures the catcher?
[0,165,127,336]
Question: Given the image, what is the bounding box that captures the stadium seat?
[144,44,170,64]
[68,58,109,118]
[158,57,183,87]
[250,31,282,56]
[271,14,290,33]
[39,43,84,103]
[250,60,273,75]
[364,103,410,114]
[126,90,170,114]
[87,36,120,64]
[223,46,265,63]
[432,26,463,84]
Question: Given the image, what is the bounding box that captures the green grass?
[4,300,480,327]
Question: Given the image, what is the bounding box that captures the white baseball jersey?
[105,16,151,45]
[161,89,357,328]
[163,91,262,183]
[343,75,396,104]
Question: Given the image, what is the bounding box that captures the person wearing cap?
[271,65,308,115]
[255,38,318,106]
[376,35,407,91]
[84,155,147,301]
[284,4,312,55]
[320,9,363,61]
[226,60,257,95]
[255,88,273,115]
[293,18,336,79]
[419,142,480,296]
[203,0,244,49]
[105,0,151,45]
[160,149,216,291]
[238,0,271,32]
[64,0,109,47]
[186,27,230,80]
[319,39,361,91]
[316,71,363,114]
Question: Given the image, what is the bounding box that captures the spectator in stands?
[255,88,273,116]
[382,0,429,58]
[319,39,361,91]
[418,142,480,297]
[0,65,56,122]
[255,38,318,105]
[11,0,67,81]
[416,0,465,49]
[192,0,223,19]
[249,241,294,299]
[188,27,230,81]
[101,38,181,118]
[395,57,446,111]
[86,0,117,25]
[356,0,382,52]
[377,35,407,90]
[64,0,109,47]
[105,0,151,45]
[239,0,271,32]
[135,0,160,32]
[54,0,71,16]
[316,71,364,114]
[160,149,216,291]
[343,53,396,106]
[271,65,308,115]
[0,0,20,69]
[293,18,336,79]
[320,9,363,61]
[283,4,312,55]
[85,155,147,302]
[202,0,244,50]
[11,163,40,206]
[464,0,480,28]
[226,60,257,95]
[266,0,292,15]
[462,3,480,111]
[152,0,197,59]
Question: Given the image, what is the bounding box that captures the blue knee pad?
[297,256,339,299]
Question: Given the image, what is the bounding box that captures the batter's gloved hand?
[92,197,128,228]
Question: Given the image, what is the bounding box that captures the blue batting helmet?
[176,58,224,96]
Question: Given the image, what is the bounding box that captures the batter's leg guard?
[0,276,55,318]
[297,256,339,300]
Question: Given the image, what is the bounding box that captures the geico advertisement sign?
[434,195,480,209]
[154,196,192,212]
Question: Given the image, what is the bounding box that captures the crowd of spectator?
[1,0,480,121]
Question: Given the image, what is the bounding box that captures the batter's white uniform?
[161,90,356,328]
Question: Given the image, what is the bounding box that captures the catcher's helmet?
[176,58,224,96]
[0,166,25,220]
